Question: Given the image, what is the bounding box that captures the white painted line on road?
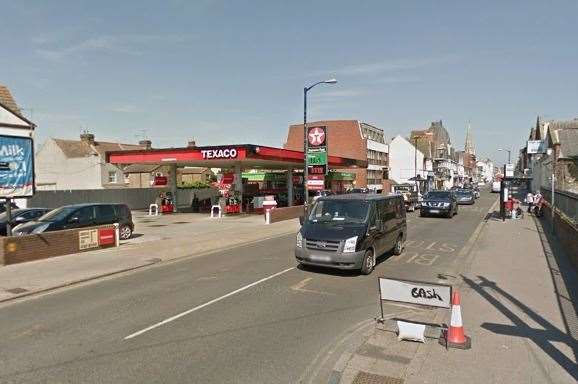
[124,267,295,340]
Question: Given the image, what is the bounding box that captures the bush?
[180,180,211,189]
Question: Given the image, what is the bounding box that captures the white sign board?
[378,277,451,308]
[504,164,514,178]
[527,140,546,154]
[79,229,98,250]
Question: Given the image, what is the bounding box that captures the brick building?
[284,120,388,192]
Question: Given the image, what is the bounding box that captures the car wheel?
[393,235,404,255]
[360,249,375,275]
[420,210,426,217]
[119,224,133,240]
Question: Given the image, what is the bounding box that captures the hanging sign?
[527,140,546,154]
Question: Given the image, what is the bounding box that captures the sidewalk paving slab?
[338,211,578,384]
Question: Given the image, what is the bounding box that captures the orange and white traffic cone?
[440,290,471,349]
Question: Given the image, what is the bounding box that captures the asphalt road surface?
[0,191,497,384]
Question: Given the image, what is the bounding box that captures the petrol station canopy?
[106,144,367,170]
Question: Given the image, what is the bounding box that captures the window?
[108,171,118,183]
[96,205,116,222]
[73,206,95,224]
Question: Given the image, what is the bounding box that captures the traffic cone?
[440,290,471,349]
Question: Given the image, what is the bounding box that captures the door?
[380,199,398,251]
[366,202,384,254]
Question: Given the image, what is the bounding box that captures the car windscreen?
[37,207,77,222]
[425,192,451,199]
[455,190,472,196]
[308,200,369,224]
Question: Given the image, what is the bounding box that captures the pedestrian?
[533,191,542,213]
[526,191,534,213]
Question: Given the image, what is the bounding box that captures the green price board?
[307,151,327,165]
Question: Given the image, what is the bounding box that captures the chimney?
[187,140,197,148]
[80,132,95,145]
[139,139,152,150]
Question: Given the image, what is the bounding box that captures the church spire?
[465,122,475,155]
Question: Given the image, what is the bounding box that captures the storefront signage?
[378,277,451,309]
[0,135,34,197]
[79,229,99,250]
[201,148,238,159]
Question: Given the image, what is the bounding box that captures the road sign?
[307,151,327,165]
[504,164,514,178]
[307,126,326,147]
[307,174,324,181]
[378,277,452,309]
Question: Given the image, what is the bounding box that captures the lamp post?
[303,78,337,207]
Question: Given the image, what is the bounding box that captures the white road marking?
[291,277,335,296]
[124,267,295,340]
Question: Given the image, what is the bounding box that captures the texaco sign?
[307,126,326,147]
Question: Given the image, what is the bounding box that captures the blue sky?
[1,0,577,164]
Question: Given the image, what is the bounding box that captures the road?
[0,191,497,384]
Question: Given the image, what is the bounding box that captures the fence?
[542,187,578,225]
[26,188,220,211]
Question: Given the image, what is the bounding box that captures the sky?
[1,0,577,164]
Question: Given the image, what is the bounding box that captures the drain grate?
[352,371,403,384]
[147,224,167,227]
[173,221,191,224]
[5,287,28,294]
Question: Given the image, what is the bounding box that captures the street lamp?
[498,148,511,164]
[303,78,337,207]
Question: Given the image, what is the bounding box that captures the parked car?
[313,189,334,201]
[348,188,370,194]
[392,184,419,211]
[13,203,134,239]
[491,181,501,193]
[0,201,19,213]
[420,190,458,218]
[454,189,476,205]
[0,208,51,236]
[295,194,406,275]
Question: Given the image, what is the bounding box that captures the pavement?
[0,213,300,302]
[336,202,578,383]
[0,190,505,383]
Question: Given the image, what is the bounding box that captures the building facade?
[35,133,147,190]
[387,135,425,188]
[284,120,388,192]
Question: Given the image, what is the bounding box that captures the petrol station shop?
[107,144,366,213]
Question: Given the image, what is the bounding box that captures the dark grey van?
[295,194,406,274]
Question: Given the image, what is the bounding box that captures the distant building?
[387,135,425,187]
[527,116,578,193]
[476,159,494,183]
[35,133,147,190]
[411,120,457,189]
[285,120,388,192]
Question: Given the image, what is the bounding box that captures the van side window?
[381,200,395,221]
[368,204,377,227]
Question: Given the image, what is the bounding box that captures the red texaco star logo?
[308,127,326,146]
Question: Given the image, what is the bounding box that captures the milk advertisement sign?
[0,135,34,197]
